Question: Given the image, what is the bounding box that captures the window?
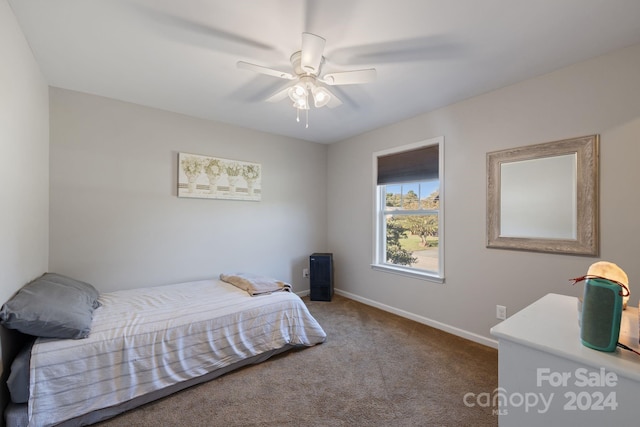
[372,137,444,282]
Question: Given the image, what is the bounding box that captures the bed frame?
[6,344,296,426]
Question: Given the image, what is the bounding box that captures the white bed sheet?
[27,279,326,426]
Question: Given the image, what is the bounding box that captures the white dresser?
[490,293,640,425]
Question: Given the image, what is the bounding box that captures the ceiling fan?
[237,32,376,127]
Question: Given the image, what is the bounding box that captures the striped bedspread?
[27,279,326,426]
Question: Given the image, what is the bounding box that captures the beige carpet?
[96,295,498,426]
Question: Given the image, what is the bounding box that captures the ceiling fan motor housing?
[290,51,325,77]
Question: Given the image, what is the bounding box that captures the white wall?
[49,88,328,292]
[0,0,49,308]
[0,0,49,413]
[328,43,640,346]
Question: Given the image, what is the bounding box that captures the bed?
[1,273,327,427]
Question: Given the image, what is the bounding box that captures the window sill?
[370,264,444,283]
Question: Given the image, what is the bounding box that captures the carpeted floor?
[96,294,498,426]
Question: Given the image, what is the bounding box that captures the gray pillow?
[0,273,101,339]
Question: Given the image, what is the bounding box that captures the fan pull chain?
[296,108,300,123]
[305,109,309,128]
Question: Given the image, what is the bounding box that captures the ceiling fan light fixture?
[288,82,307,103]
[312,86,331,108]
[293,97,309,110]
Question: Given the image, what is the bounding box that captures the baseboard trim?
[334,288,499,349]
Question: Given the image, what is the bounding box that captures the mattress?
[22,279,326,426]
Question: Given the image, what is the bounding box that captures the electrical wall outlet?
[303,268,309,279]
[496,305,507,320]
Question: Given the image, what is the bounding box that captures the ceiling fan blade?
[301,32,326,74]
[237,61,295,80]
[325,88,343,108]
[329,36,464,65]
[265,83,296,103]
[131,4,277,55]
[322,69,377,85]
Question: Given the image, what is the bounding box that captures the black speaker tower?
[309,253,333,301]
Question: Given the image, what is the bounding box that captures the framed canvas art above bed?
[178,152,261,201]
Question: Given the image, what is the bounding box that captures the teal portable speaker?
[580,278,623,352]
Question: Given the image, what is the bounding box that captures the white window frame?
[371,136,445,283]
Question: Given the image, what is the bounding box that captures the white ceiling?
[8,0,640,143]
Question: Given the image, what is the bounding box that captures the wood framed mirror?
[487,135,599,255]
